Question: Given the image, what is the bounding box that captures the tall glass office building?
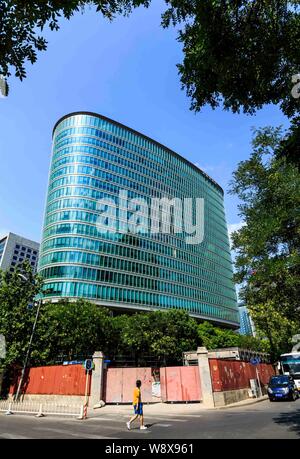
[39,112,239,328]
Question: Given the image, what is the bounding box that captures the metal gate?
[103,366,202,404]
[160,366,202,402]
[103,367,155,403]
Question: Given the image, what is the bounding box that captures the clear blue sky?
[0,1,289,243]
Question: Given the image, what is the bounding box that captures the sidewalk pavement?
[90,396,268,418]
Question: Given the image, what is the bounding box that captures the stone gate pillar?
[197,347,215,408]
[90,351,105,408]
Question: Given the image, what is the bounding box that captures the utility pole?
[256,366,263,398]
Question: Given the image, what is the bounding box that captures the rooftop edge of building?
[52,111,224,196]
[0,232,40,248]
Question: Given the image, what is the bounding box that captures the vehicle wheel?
[269,398,275,402]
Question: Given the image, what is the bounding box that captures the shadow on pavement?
[273,408,300,437]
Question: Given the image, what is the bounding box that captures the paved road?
[0,399,299,439]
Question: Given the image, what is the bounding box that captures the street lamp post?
[14,273,43,402]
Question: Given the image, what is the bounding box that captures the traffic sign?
[250,357,261,366]
[84,359,94,371]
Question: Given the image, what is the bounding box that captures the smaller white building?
[0,232,40,273]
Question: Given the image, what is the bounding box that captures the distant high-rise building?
[0,76,8,98]
[0,233,40,273]
[238,303,255,336]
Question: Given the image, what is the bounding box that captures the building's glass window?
[0,240,7,263]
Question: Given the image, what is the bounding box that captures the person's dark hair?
[136,380,142,388]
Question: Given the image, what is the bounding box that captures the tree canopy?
[162,0,300,117]
[277,116,300,167]
[1,1,299,116]
[34,299,114,364]
[0,263,43,369]
[0,1,149,80]
[197,321,268,352]
[230,124,300,358]
[117,309,199,364]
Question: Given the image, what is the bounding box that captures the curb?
[214,395,268,410]
[89,397,268,417]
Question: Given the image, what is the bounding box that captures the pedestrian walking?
[127,380,147,430]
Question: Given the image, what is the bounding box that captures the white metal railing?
[0,400,84,418]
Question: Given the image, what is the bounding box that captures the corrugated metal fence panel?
[160,366,202,402]
[257,363,276,385]
[121,368,139,403]
[103,368,123,403]
[161,367,181,402]
[160,368,167,402]
[137,368,153,403]
[209,361,222,392]
[103,367,153,404]
[181,366,202,401]
[10,365,88,396]
[209,359,275,392]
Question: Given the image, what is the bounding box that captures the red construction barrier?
[160,366,202,402]
[103,367,154,403]
[10,365,89,396]
[209,359,275,392]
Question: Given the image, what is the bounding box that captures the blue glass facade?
[39,112,239,327]
[238,304,254,336]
